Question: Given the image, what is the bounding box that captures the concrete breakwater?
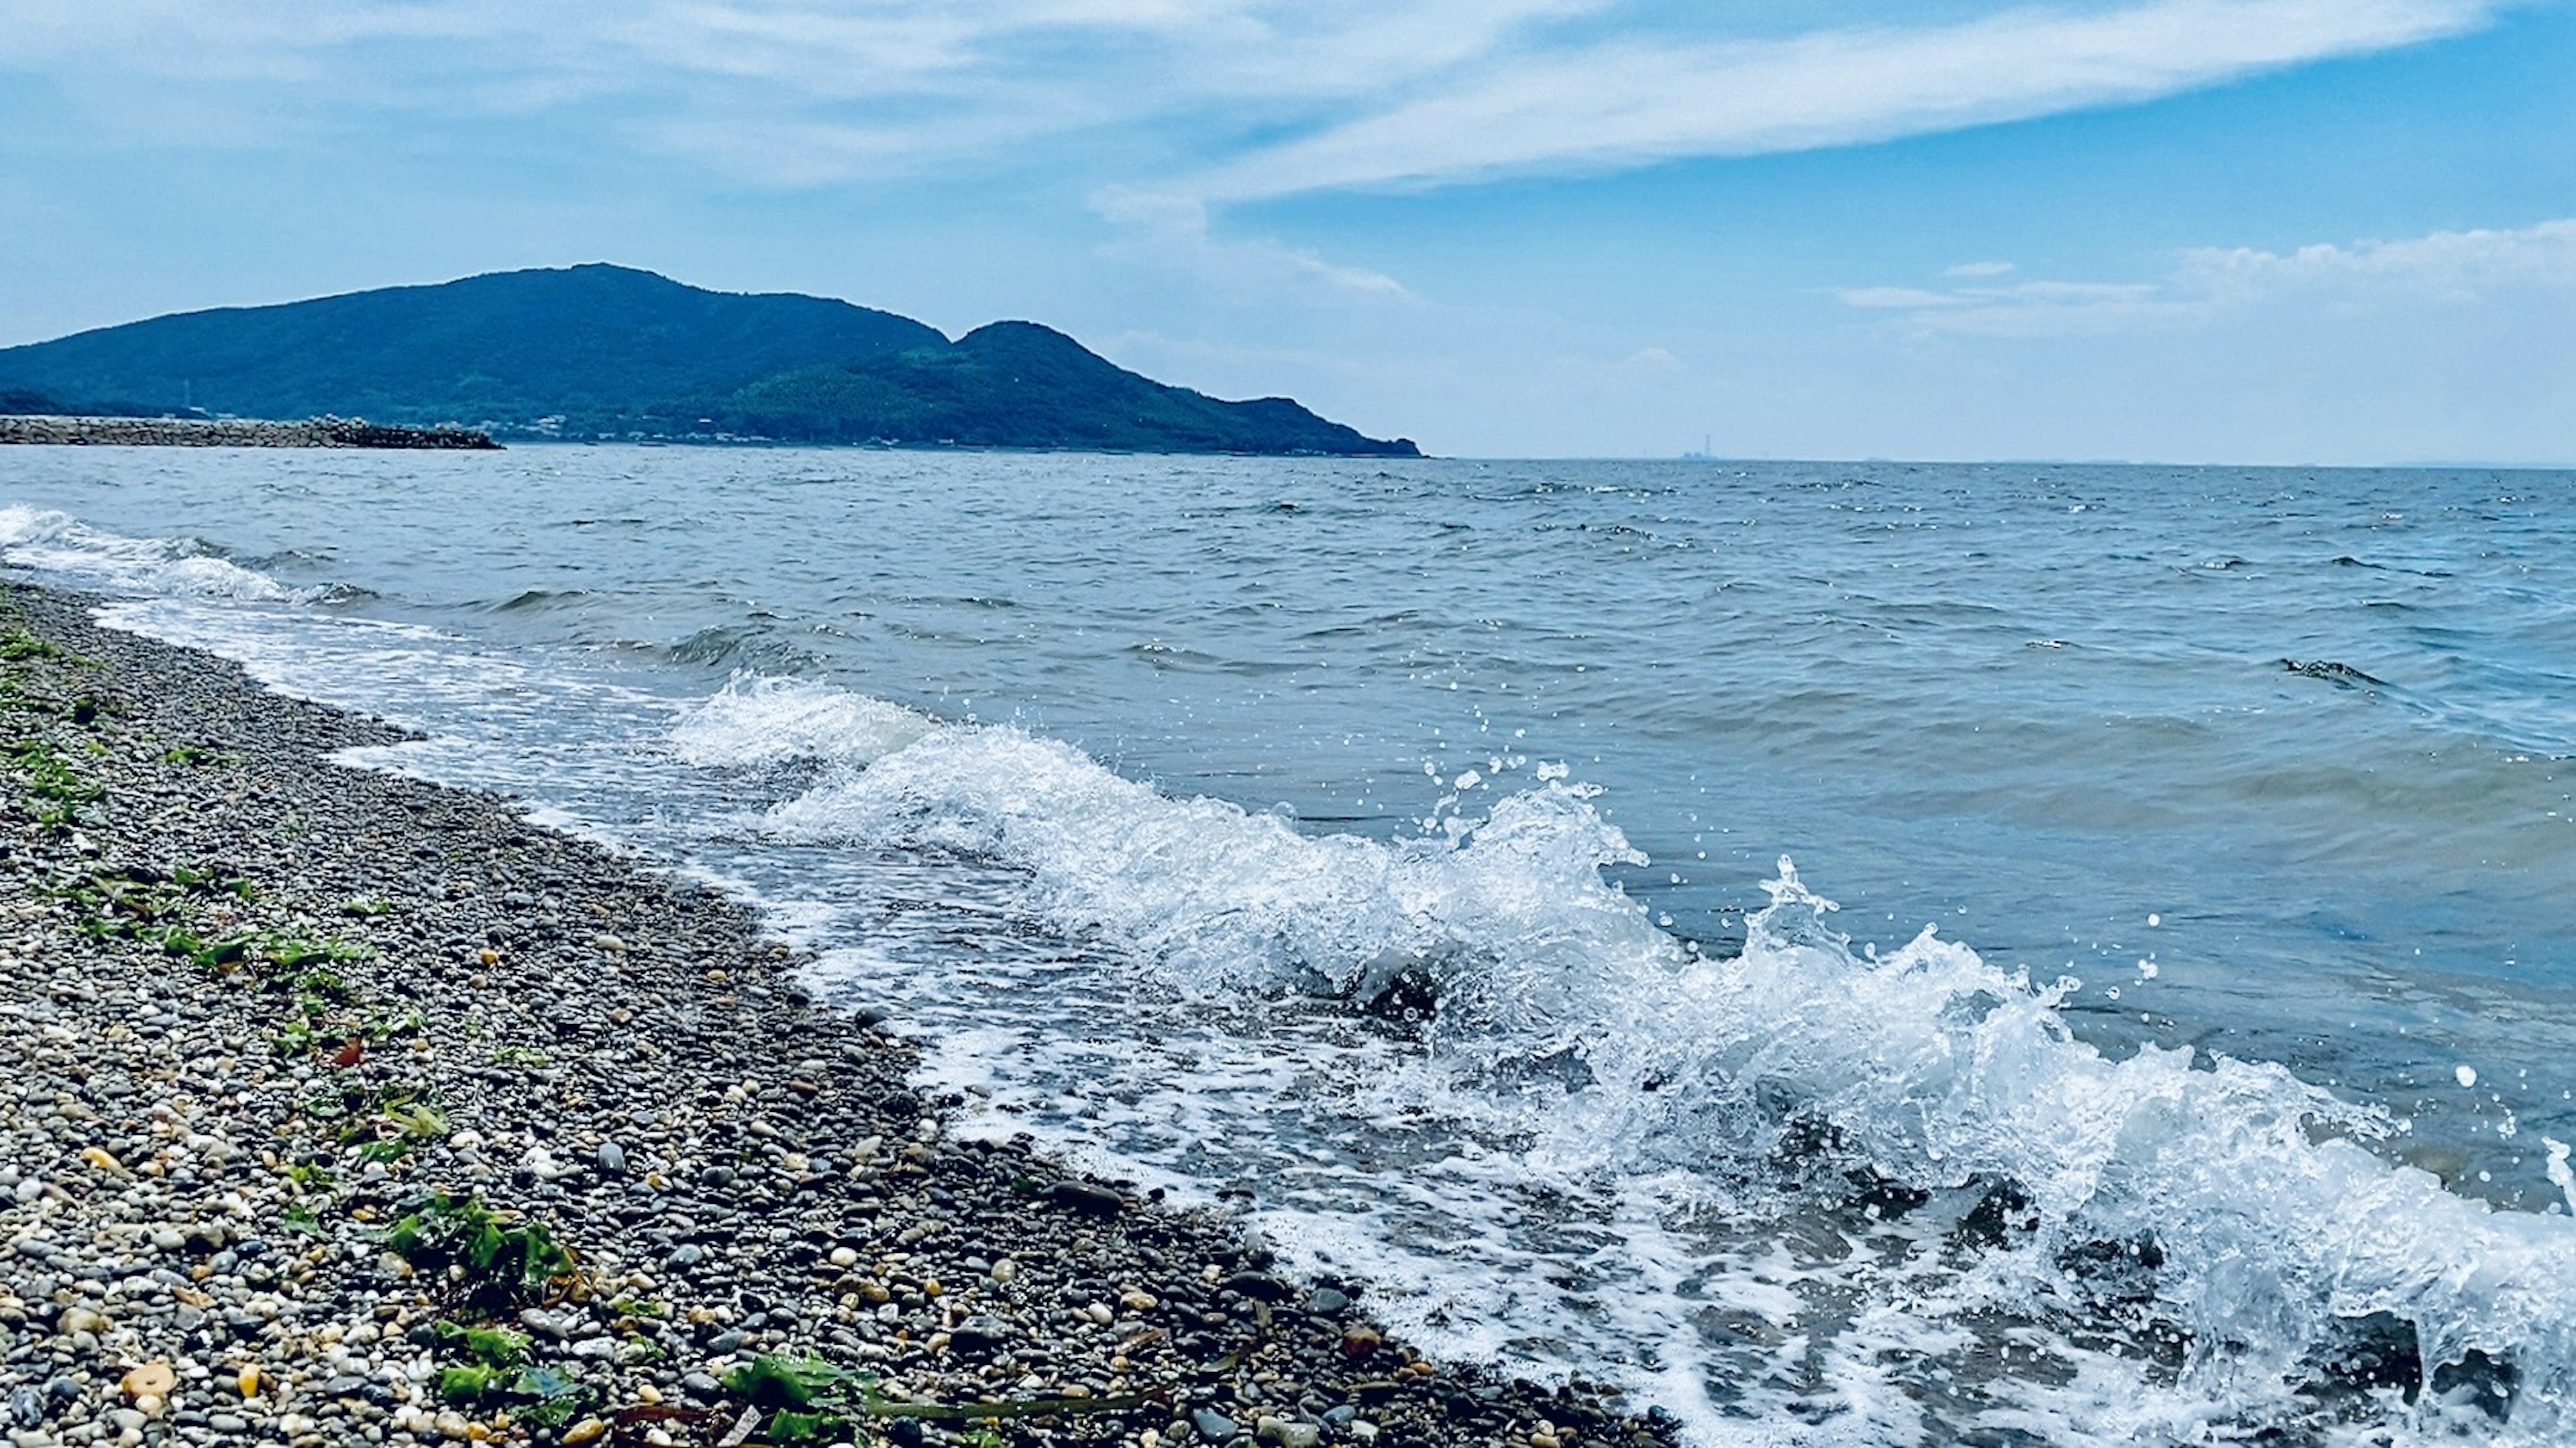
[0,414,500,449]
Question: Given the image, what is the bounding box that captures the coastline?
[0,583,1668,1448]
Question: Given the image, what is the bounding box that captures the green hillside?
[665,322,1416,455]
[0,265,1417,456]
[0,265,942,427]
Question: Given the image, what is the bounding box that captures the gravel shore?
[0,584,1674,1448]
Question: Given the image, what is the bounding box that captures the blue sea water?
[4,446,2575,1445]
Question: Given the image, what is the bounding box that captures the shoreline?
[0,582,1670,1448]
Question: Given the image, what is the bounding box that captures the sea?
[3,446,2573,1447]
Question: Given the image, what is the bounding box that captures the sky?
[3,0,2572,461]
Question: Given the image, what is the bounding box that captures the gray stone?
[1256,1418,1320,1448]
[1040,1180,1124,1216]
[949,1316,1010,1353]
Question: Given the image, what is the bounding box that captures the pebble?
[1256,1418,1321,1448]
[1041,1180,1125,1215]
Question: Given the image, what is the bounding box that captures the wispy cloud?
[1191,0,2502,199]
[2183,217,2576,298]
[1091,190,1413,300]
[2,0,2507,203]
[1838,216,2576,335]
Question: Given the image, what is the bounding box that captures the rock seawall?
[0,416,500,450]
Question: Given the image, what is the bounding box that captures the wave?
[492,587,598,612]
[673,673,934,770]
[676,673,2576,1444]
[0,504,312,602]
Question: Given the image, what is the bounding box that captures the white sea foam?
[690,674,2576,1445]
[671,673,934,769]
[0,504,305,602]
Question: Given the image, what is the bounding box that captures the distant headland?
[0,264,1419,457]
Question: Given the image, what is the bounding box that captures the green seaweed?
[0,629,61,662]
[722,1355,859,1412]
[720,1352,1163,1439]
[382,1192,580,1311]
[429,1323,591,1424]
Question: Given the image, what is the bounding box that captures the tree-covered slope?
[679,322,1417,455]
[0,265,943,426]
[0,266,1418,455]
[0,387,169,419]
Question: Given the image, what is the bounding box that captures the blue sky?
[3,0,2571,460]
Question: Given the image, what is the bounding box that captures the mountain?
[0,264,1418,456]
[0,265,941,429]
[664,321,1413,455]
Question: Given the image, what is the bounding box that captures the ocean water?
[3,446,2575,1445]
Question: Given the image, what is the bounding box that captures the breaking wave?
[676,673,2576,1445]
[0,504,313,602]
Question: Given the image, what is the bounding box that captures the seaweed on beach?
[716,1351,1171,1444]
[382,1190,583,1313]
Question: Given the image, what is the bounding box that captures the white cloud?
[2180,217,2576,299]
[0,0,2506,201]
[1192,0,2500,199]
[1841,216,2576,335]
[1944,260,2017,278]
[1837,286,1973,309]
[1090,188,1413,300]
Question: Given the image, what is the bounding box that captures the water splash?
[0,504,309,602]
[672,673,932,769]
[690,675,2576,1445]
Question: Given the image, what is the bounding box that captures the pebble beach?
[0,583,1671,1448]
